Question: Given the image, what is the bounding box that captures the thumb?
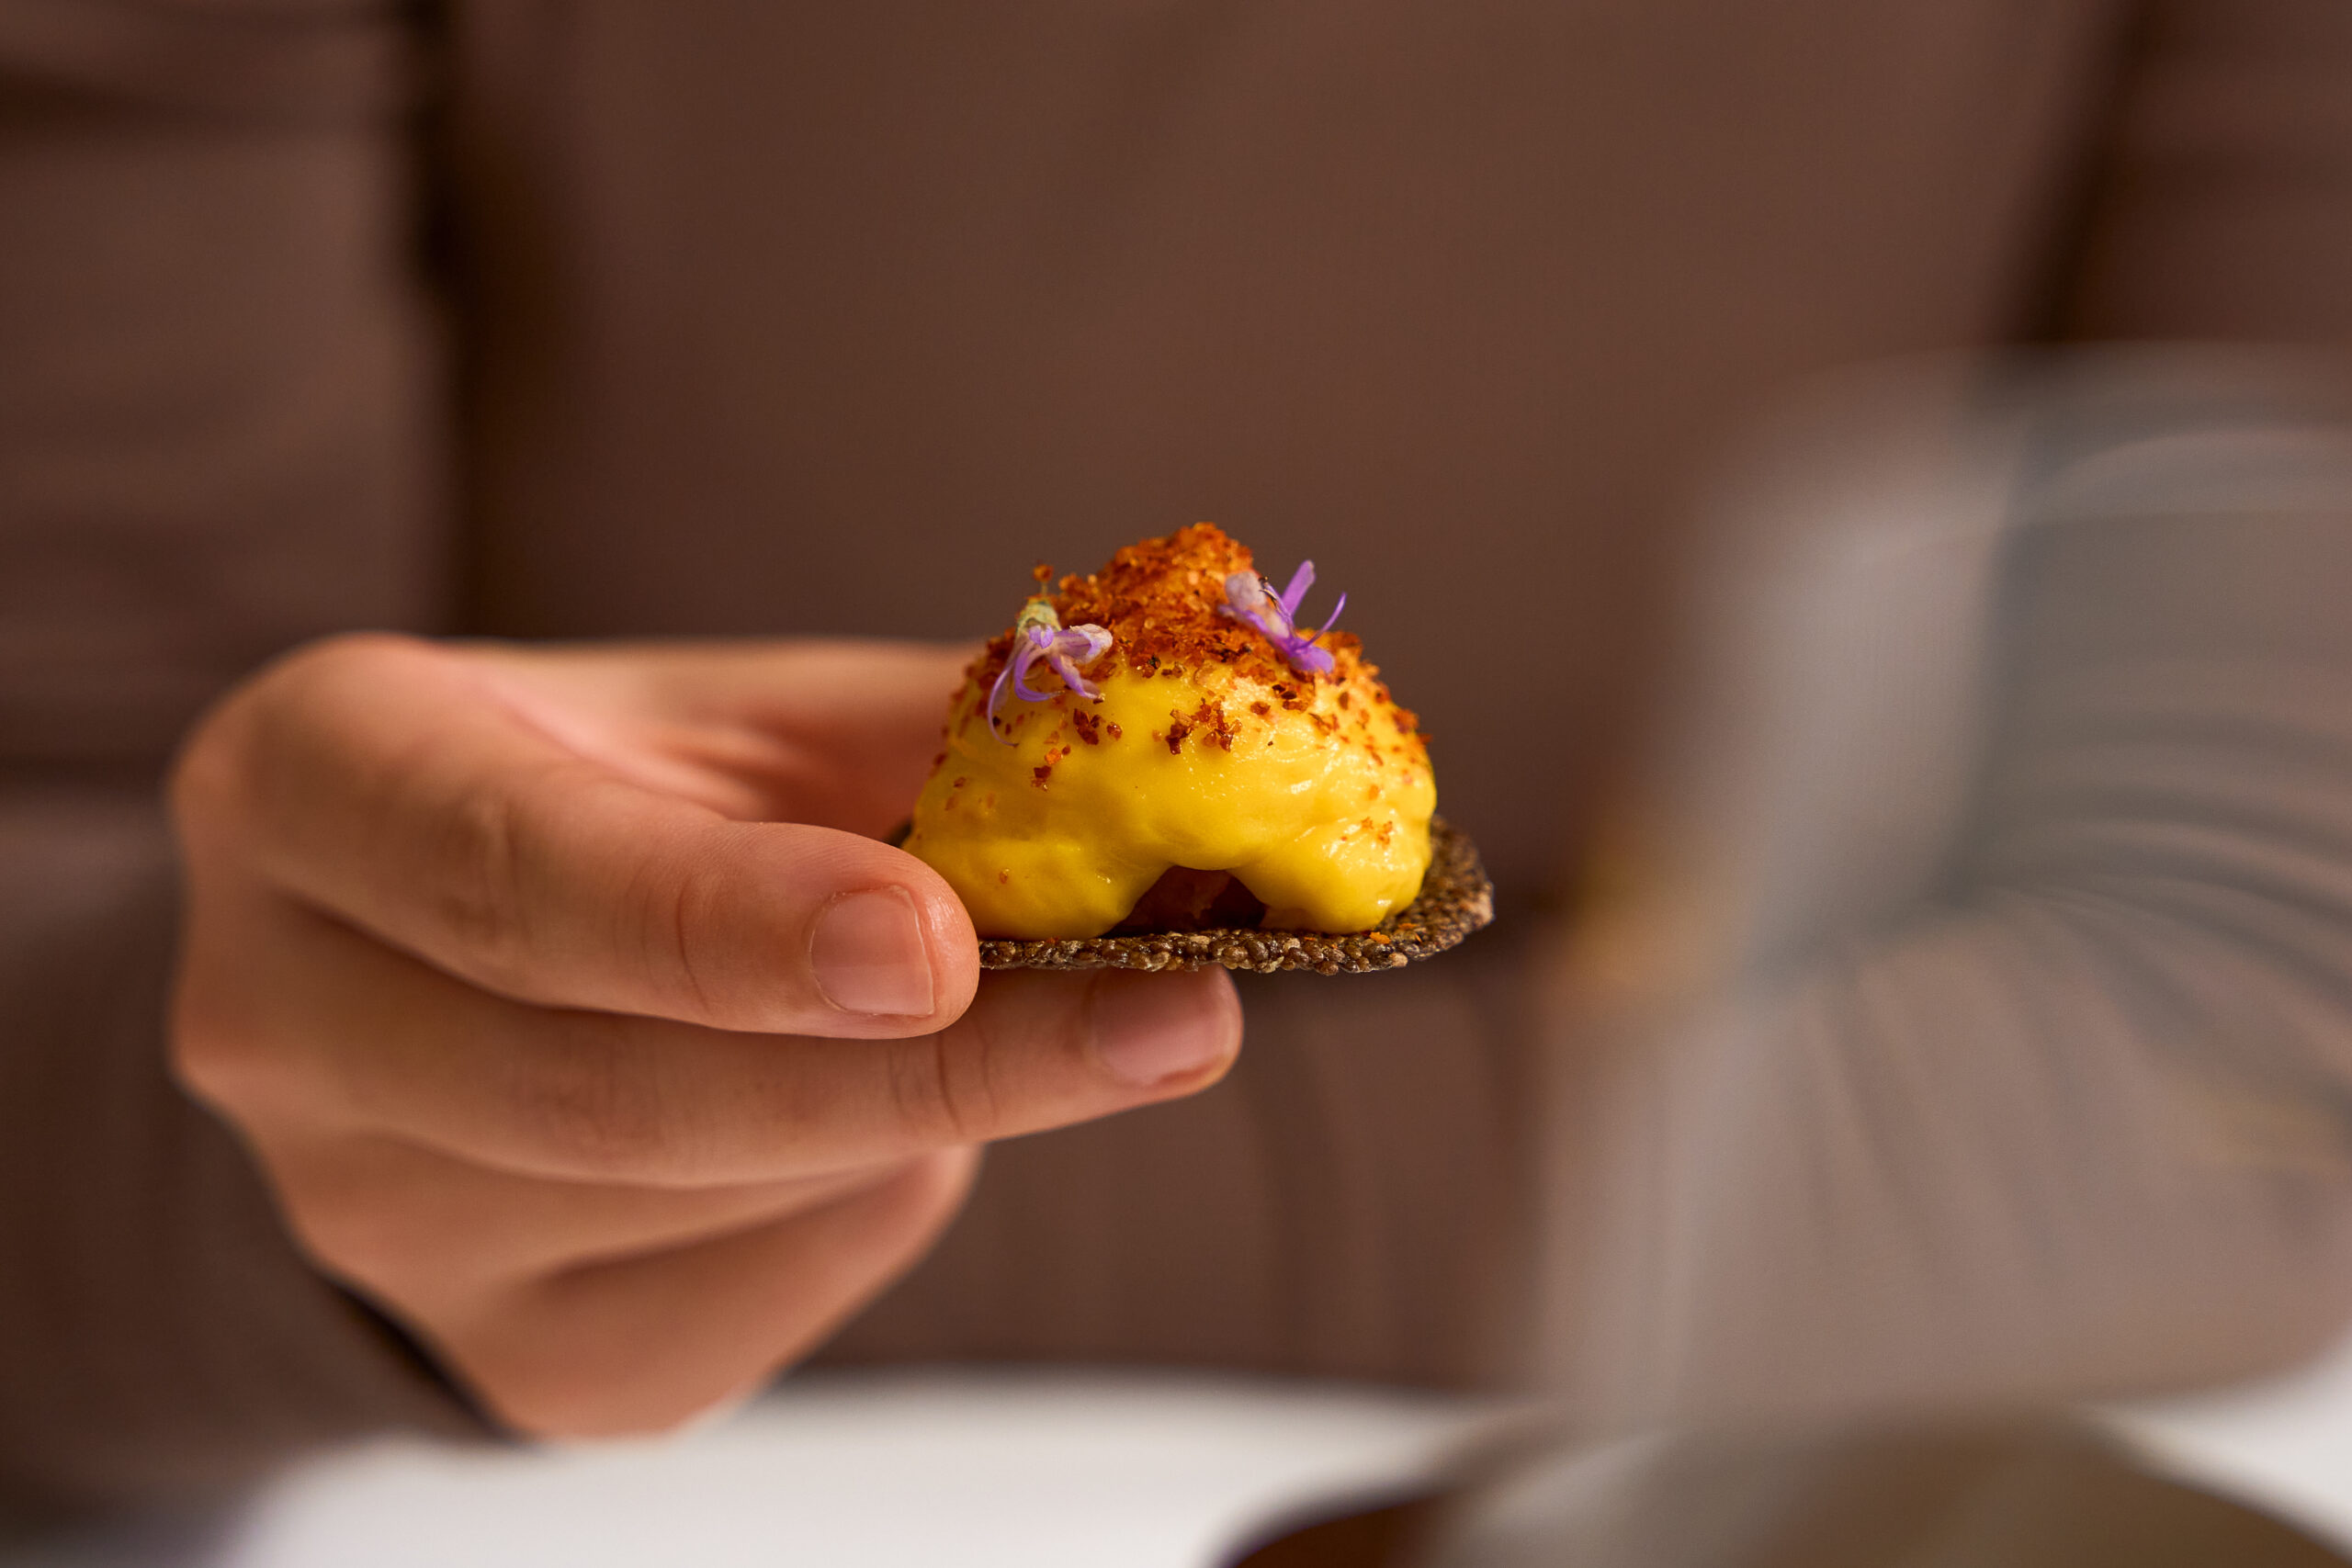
[207,635,982,1036]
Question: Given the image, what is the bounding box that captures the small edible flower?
[988,598,1113,743]
[1216,560,1346,677]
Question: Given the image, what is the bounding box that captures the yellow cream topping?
[908,658,1434,939]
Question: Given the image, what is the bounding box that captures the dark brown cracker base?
[978,818,1493,975]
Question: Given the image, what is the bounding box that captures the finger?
[467,639,974,834]
[182,634,977,1034]
[176,889,1242,1188]
[442,1148,978,1438]
[260,1130,896,1306]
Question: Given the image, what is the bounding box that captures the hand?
[167,635,1241,1438]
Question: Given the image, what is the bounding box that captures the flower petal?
[1045,651,1097,699]
[1012,652,1055,704]
[1277,560,1317,619]
[986,652,1022,744]
[1314,589,1347,637]
[1218,561,1351,677]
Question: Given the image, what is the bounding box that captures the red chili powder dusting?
[961,524,1427,765]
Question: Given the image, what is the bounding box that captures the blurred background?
[7,0,2352,1562]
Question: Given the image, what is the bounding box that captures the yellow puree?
[907,661,1434,938]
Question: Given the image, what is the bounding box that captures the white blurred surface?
[2101,1330,2352,1556]
[203,1371,1510,1568]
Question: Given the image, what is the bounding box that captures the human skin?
[165,635,1242,1438]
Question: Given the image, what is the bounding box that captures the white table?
[190,1371,1511,1568]
[25,1351,2352,1567]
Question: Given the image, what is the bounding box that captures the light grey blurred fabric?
[1539,358,2352,1430]
[1410,356,2352,1566]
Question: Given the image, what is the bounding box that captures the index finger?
[180,635,978,1035]
[184,884,1242,1189]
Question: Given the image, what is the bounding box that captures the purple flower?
[988,600,1114,743]
[1216,560,1347,677]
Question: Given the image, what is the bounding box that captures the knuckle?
[170,630,443,865]
[617,841,727,1025]
[507,1017,684,1179]
[166,976,271,1114]
[238,633,432,764]
[888,1024,1002,1145]
[447,1310,744,1441]
[167,1026,244,1114]
[469,1357,708,1442]
[422,780,537,988]
[165,712,244,844]
[459,1359,587,1439]
[277,1175,422,1295]
[167,666,293,847]
[419,757,639,1010]
[278,630,436,694]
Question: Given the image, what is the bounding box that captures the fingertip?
[899,857,981,1027]
[747,827,978,1035]
[1087,965,1244,1092]
[808,885,944,1019]
[855,840,983,1030]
